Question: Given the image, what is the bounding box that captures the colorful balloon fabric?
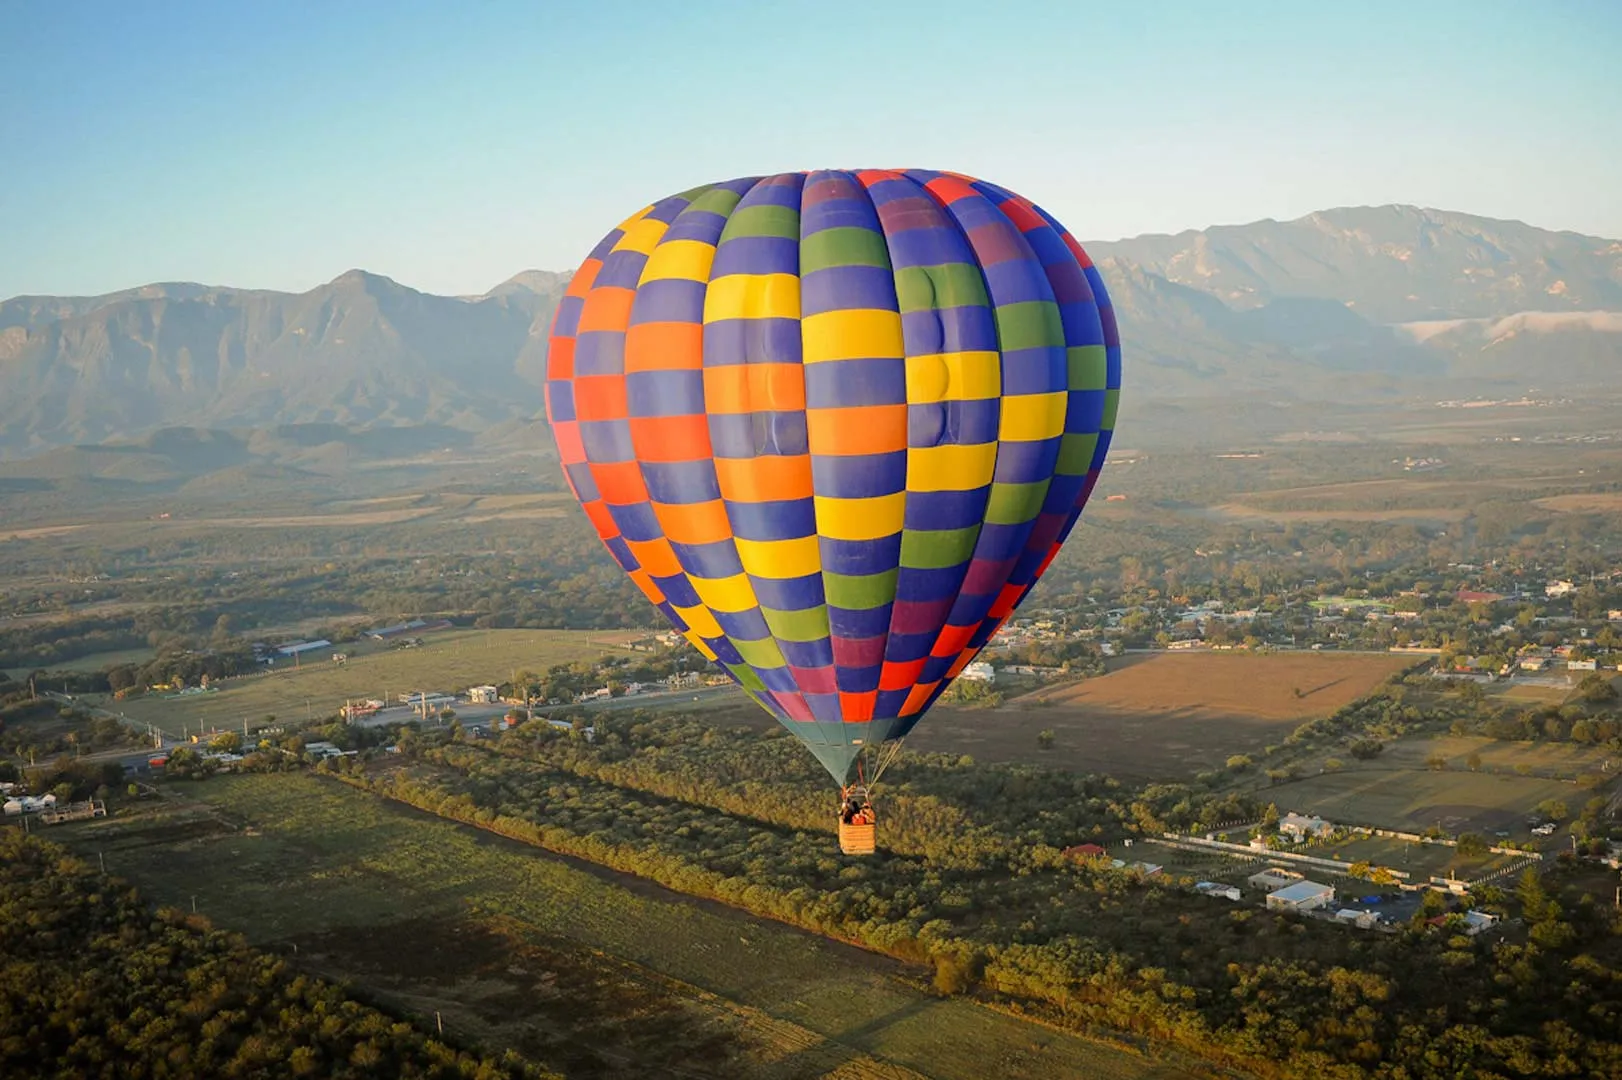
[545,170,1120,783]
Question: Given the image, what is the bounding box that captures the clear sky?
[3,0,1618,298]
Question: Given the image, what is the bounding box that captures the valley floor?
[59,775,1204,1080]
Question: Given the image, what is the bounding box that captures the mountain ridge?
[3,204,1619,458]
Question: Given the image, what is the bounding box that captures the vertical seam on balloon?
[795,169,848,752]
[870,171,995,699]
[702,172,820,737]
[625,188,729,666]
[1014,207,1120,610]
[891,172,1016,716]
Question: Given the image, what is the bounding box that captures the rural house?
[960,662,996,683]
[1195,882,1242,901]
[1278,812,1333,840]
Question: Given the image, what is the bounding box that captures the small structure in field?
[1248,867,1305,892]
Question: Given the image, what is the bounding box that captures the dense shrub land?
[323,714,1622,1080]
[0,830,560,1080]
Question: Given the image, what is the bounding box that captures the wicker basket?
[838,820,876,855]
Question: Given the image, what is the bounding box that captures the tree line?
[0,829,561,1079]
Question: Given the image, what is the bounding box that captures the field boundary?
[1154,833,1413,882]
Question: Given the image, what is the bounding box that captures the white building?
[1545,580,1576,598]
[1266,880,1336,913]
[1335,908,1379,929]
[961,661,996,684]
[467,685,500,704]
[1195,881,1242,901]
[1278,812,1333,840]
[3,794,58,815]
[1462,910,1500,936]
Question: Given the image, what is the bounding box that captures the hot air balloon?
[545,169,1120,854]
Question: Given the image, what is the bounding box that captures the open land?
[1259,766,1592,837]
[56,774,1194,1080]
[113,629,643,736]
[912,653,1417,781]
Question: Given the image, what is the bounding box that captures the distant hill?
[1087,204,1622,322]
[0,271,567,456]
[2,205,1619,458]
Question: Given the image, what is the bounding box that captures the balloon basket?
[839,820,877,856]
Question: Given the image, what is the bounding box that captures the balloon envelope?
[545,170,1120,782]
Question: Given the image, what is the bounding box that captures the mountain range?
[2,206,1619,458]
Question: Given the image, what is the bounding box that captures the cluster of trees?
[327,713,1622,1079]
[1,698,142,763]
[0,830,558,1079]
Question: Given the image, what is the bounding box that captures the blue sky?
[2,0,1618,298]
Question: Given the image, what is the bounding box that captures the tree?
[209,731,242,754]
[1576,672,1618,704]
[1534,798,1568,822]
[1225,754,1253,771]
[1456,833,1488,857]
[1036,729,1055,750]
[1425,753,1447,771]
[1465,751,1482,772]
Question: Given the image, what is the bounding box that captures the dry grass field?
[905,653,1417,781]
[112,628,644,736]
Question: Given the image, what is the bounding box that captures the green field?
[58,775,1192,1080]
[111,629,641,735]
[1264,764,1591,836]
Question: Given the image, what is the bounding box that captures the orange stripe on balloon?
[546,337,576,381]
[576,287,636,333]
[879,657,928,692]
[591,460,649,505]
[901,681,939,715]
[854,169,903,187]
[998,197,1047,233]
[713,454,814,503]
[572,375,628,421]
[703,362,806,413]
[656,499,734,546]
[626,567,665,605]
[923,176,980,204]
[626,537,683,578]
[625,322,704,371]
[839,690,877,722]
[581,500,619,541]
[552,421,585,465]
[627,414,711,461]
[988,582,1023,619]
[564,260,601,298]
[805,404,907,456]
[931,623,976,658]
